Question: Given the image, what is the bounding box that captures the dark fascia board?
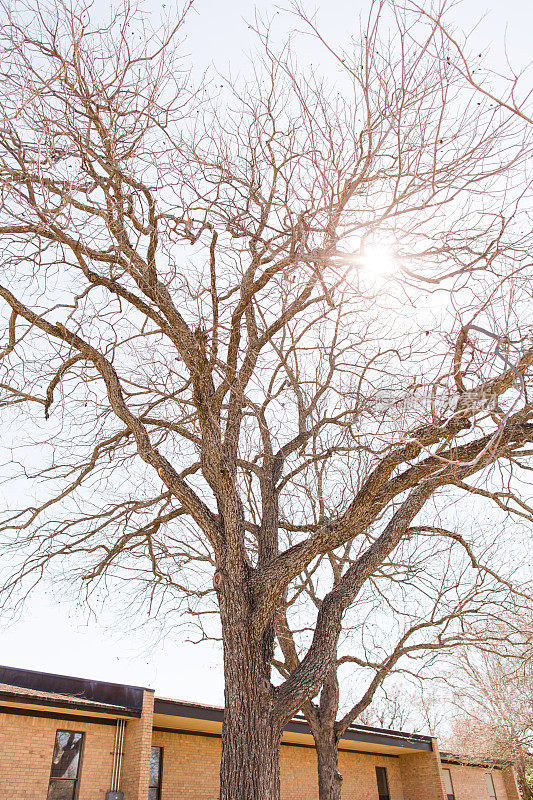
[292,714,432,744]
[440,752,512,768]
[284,718,432,751]
[0,664,148,711]
[153,699,433,751]
[0,689,140,717]
[155,698,224,723]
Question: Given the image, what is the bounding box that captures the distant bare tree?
[447,645,533,800]
[357,686,419,733]
[0,1,532,798]
[358,684,447,737]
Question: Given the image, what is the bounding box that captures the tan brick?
[443,762,517,800]
[121,689,155,800]
[0,704,522,800]
[399,738,446,800]
[0,709,115,800]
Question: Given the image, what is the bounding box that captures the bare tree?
[446,645,533,800]
[0,1,532,798]
[358,684,447,736]
[274,523,530,800]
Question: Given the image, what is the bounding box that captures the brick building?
[0,664,521,800]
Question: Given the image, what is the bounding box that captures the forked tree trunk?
[218,576,282,800]
[315,731,343,800]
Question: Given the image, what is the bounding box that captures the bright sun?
[358,243,398,278]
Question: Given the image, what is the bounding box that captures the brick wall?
[151,730,220,800]
[0,704,522,800]
[280,744,318,800]
[501,765,522,800]
[121,689,155,800]
[151,730,406,800]
[281,744,405,800]
[0,708,116,800]
[338,750,404,800]
[444,763,515,800]
[399,738,447,800]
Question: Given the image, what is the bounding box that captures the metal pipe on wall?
[111,718,120,791]
[106,718,126,799]
[116,718,126,791]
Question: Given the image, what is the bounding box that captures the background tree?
[358,683,447,736]
[0,1,532,798]
[446,646,533,800]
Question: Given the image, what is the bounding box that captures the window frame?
[485,771,497,800]
[149,745,163,800]
[375,765,390,800]
[47,729,85,800]
[442,767,455,800]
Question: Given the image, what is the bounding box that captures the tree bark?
[304,668,344,800]
[219,696,281,800]
[218,576,282,800]
[315,731,343,800]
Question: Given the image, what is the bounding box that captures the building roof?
[440,751,513,768]
[152,696,434,755]
[0,681,140,716]
[0,664,146,716]
[0,664,433,753]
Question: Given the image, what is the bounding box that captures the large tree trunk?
[315,731,343,800]
[219,690,281,800]
[218,575,282,800]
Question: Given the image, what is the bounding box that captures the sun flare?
[358,243,399,278]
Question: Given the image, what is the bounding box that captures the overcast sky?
[1,0,532,709]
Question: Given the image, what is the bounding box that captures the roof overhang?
[440,752,510,769]
[0,698,137,725]
[0,664,146,711]
[153,699,433,756]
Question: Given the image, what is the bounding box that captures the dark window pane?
[148,788,159,800]
[47,778,77,800]
[376,766,390,800]
[485,773,497,800]
[442,768,455,798]
[149,746,162,788]
[50,732,83,779]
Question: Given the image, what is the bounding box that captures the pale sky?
[1,0,532,710]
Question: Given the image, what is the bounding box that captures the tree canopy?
[0,2,531,797]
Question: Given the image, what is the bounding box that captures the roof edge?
[440,751,514,768]
[0,689,140,717]
[153,697,433,751]
[0,664,150,711]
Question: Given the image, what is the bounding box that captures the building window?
[149,746,163,800]
[442,768,455,800]
[485,772,497,800]
[376,766,390,800]
[47,730,84,800]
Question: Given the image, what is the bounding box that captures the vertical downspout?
[110,718,126,793]
[116,718,126,790]
[111,718,120,791]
